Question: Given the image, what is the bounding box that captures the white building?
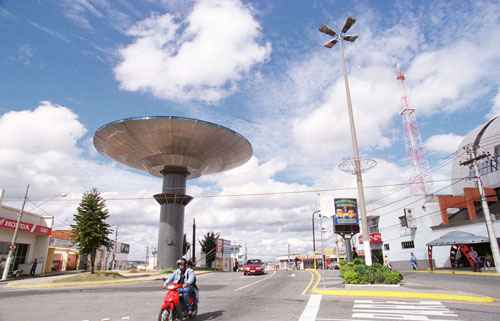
[0,191,52,275]
[374,117,500,270]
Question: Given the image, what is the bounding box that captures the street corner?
[302,269,322,295]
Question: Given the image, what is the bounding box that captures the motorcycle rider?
[162,258,196,316]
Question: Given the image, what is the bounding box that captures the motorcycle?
[159,283,198,321]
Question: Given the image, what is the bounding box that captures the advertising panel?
[333,198,360,235]
[334,198,359,224]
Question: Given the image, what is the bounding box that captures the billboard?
[120,243,130,254]
[333,198,360,234]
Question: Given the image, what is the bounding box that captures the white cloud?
[292,66,400,158]
[114,0,271,103]
[488,90,500,118]
[424,133,464,155]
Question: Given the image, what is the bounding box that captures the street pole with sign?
[2,185,30,281]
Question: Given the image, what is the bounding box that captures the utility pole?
[146,245,149,269]
[287,243,291,269]
[460,145,500,272]
[2,185,30,281]
[244,242,248,263]
[112,226,118,270]
[192,218,196,265]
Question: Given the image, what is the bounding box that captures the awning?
[426,231,489,247]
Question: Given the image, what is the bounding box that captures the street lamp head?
[323,39,338,48]
[342,35,358,43]
[319,24,337,37]
[341,16,356,33]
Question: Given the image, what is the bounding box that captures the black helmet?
[176,258,187,266]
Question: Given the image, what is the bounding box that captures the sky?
[0,0,499,260]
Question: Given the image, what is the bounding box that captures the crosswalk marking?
[352,300,461,321]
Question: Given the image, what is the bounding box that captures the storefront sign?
[0,216,51,235]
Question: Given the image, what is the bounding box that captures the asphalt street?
[1,271,500,321]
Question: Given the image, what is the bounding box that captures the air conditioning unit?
[404,208,417,229]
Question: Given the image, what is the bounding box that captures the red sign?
[370,232,383,244]
[0,216,51,235]
[358,232,383,245]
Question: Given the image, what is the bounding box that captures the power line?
[4,178,466,203]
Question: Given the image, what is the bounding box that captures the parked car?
[243,259,265,275]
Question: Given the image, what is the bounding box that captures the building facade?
[376,117,500,271]
[0,197,51,275]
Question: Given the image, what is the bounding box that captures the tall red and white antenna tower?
[397,67,431,195]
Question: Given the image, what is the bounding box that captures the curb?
[415,270,500,278]
[345,284,400,288]
[6,271,212,289]
[312,288,496,304]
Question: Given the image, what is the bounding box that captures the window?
[495,144,500,156]
[384,243,390,251]
[0,242,9,255]
[401,240,415,249]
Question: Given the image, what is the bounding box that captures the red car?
[243,259,265,275]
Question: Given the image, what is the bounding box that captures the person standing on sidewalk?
[470,247,481,272]
[30,258,38,277]
[410,253,418,271]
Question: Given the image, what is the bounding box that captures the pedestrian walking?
[410,252,418,271]
[383,255,392,270]
[30,258,38,276]
[470,247,480,272]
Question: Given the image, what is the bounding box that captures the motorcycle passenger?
[162,258,196,315]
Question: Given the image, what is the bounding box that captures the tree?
[199,232,219,268]
[72,188,113,273]
[182,234,191,256]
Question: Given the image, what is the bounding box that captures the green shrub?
[339,261,402,284]
[342,270,360,284]
[383,271,402,284]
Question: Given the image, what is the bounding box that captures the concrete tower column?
[154,166,193,269]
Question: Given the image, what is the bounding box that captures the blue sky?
[1,0,499,259]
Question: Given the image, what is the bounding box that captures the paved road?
[0,271,309,321]
[1,271,500,321]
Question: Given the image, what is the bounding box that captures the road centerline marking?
[298,294,322,321]
[234,271,276,292]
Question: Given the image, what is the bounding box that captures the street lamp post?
[312,209,320,269]
[320,17,372,266]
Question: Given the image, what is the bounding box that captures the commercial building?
[376,117,500,270]
[0,193,51,275]
[45,230,79,273]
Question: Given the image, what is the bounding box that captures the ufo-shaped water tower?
[94,116,252,268]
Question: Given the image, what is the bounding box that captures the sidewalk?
[415,269,500,277]
[0,269,84,284]
[309,269,498,304]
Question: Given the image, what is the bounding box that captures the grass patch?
[53,272,125,283]
[160,269,176,274]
